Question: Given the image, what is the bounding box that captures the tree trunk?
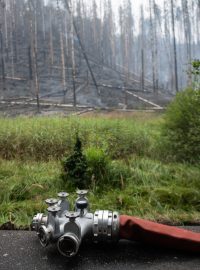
[182,0,192,86]
[0,0,6,90]
[58,6,67,103]
[171,0,179,92]
[69,0,76,107]
[29,0,40,113]
[49,7,54,79]
[140,5,145,91]
[149,0,156,93]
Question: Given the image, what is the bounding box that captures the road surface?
[0,229,200,270]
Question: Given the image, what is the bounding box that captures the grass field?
[0,111,200,228]
[0,112,161,160]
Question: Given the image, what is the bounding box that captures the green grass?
[0,113,200,228]
[0,157,200,227]
[0,115,160,160]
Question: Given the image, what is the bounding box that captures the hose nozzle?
[57,233,80,257]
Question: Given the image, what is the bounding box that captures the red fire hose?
[120,215,200,253]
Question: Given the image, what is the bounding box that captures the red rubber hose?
[120,215,200,253]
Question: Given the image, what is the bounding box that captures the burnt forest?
[0,0,200,115]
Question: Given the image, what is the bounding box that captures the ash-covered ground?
[0,61,173,117]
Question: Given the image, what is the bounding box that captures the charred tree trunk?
[149,0,156,93]
[29,0,40,113]
[69,0,76,108]
[64,0,99,97]
[28,45,33,80]
[182,0,192,86]
[49,7,54,79]
[0,0,6,90]
[57,3,67,104]
[171,0,179,92]
[140,5,145,91]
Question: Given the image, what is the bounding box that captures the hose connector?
[38,225,51,247]
[57,233,80,257]
[32,213,47,231]
[32,191,120,257]
[93,210,119,242]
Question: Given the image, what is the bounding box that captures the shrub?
[84,147,110,187]
[191,59,200,90]
[62,143,128,189]
[62,136,88,189]
[162,88,200,163]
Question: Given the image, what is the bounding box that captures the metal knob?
[76,198,88,210]
[47,205,61,216]
[58,192,69,200]
[45,198,58,206]
[65,212,80,222]
[76,190,88,197]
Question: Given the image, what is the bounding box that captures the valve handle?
[47,205,61,214]
[76,190,88,197]
[76,198,88,210]
[65,212,80,221]
[58,192,69,199]
[45,198,58,206]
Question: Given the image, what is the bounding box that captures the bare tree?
[119,1,134,77]
[171,0,179,92]
[149,0,157,93]
[49,6,54,78]
[69,0,76,107]
[140,5,145,91]
[28,0,40,113]
[182,0,192,86]
[0,0,6,89]
[57,1,67,103]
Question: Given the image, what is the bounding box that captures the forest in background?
[0,0,200,110]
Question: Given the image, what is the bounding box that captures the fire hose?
[32,190,200,257]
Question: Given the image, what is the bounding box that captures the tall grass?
[0,116,159,160]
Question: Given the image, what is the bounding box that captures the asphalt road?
[1,229,200,270]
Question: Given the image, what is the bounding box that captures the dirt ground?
[0,70,173,117]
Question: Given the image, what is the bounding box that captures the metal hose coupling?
[93,210,119,242]
[32,191,119,257]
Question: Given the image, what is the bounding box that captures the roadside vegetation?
[0,113,159,160]
[162,88,200,163]
[0,105,200,228]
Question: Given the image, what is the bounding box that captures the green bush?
[84,148,129,189]
[162,88,200,163]
[61,143,128,189]
[84,147,110,187]
[191,59,200,90]
[62,136,88,189]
